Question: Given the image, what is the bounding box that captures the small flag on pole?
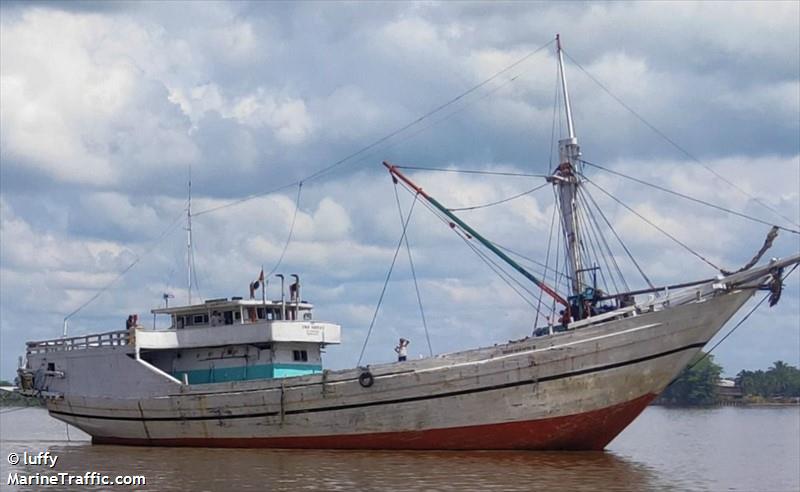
[252,268,265,290]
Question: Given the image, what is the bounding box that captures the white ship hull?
[38,287,753,450]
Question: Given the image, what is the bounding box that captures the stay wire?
[534,202,559,330]
[392,181,434,357]
[276,64,533,205]
[667,264,798,388]
[307,39,555,185]
[563,49,799,229]
[267,182,303,277]
[460,231,544,311]
[571,194,601,291]
[395,166,548,178]
[580,184,654,289]
[581,175,723,273]
[553,191,564,312]
[583,187,631,292]
[193,181,298,217]
[63,209,187,323]
[576,188,624,294]
[194,40,555,217]
[391,176,564,281]
[574,193,614,295]
[449,182,550,212]
[580,159,799,235]
[359,68,537,167]
[396,183,545,311]
[575,188,616,292]
[356,193,420,367]
[491,242,568,282]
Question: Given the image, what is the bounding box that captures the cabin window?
[293,350,308,362]
[47,362,55,371]
[235,311,241,321]
[303,312,312,321]
[223,311,234,325]
[193,314,208,324]
[256,307,265,319]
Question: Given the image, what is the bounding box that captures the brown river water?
[1,406,798,491]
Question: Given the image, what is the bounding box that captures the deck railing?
[26,330,132,355]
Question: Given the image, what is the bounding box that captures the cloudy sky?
[1,1,798,381]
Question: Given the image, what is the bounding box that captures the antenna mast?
[186,166,193,305]
[552,34,585,297]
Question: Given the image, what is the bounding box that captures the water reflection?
[3,407,798,492]
[5,443,667,492]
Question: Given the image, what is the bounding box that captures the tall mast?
[553,34,585,297]
[557,34,576,140]
[186,165,193,305]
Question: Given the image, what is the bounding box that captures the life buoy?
[358,371,374,388]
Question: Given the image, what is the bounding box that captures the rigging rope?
[582,175,723,273]
[396,177,550,313]
[562,50,799,229]
[394,166,548,178]
[451,222,545,310]
[354,71,535,170]
[449,182,549,212]
[62,209,187,325]
[580,159,800,235]
[667,263,798,388]
[193,39,555,217]
[356,194,420,367]
[666,293,770,388]
[491,242,570,282]
[534,201,559,330]
[721,226,780,275]
[576,188,627,293]
[574,191,615,294]
[392,180,434,357]
[580,184,654,289]
[267,182,303,277]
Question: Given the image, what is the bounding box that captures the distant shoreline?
[651,401,799,408]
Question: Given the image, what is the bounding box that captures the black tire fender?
[358,371,374,388]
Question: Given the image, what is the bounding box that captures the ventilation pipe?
[276,274,286,320]
[290,274,300,321]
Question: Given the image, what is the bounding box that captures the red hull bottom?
[93,393,656,450]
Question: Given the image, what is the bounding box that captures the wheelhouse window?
[255,307,280,320]
[293,350,308,362]
[193,314,208,324]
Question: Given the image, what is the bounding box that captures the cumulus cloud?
[1,1,798,379]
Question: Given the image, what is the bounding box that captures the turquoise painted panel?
[273,364,322,378]
[173,363,322,384]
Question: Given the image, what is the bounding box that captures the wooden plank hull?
[42,288,753,450]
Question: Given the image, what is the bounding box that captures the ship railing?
[26,330,132,355]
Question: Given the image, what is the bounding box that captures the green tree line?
[737,361,800,398]
[659,355,800,405]
[659,354,723,405]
